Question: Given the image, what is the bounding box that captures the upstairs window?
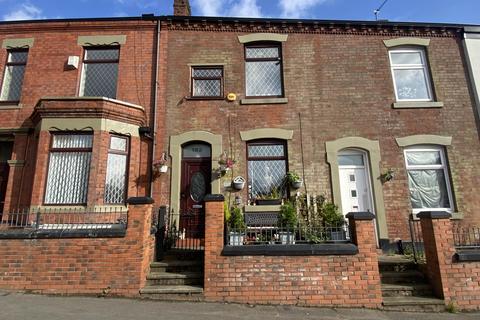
[0,49,28,103]
[191,66,223,98]
[245,43,283,97]
[404,146,453,213]
[104,135,129,204]
[389,48,433,101]
[44,134,93,205]
[247,139,287,200]
[80,47,119,99]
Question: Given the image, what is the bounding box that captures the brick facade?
[204,197,383,307]
[0,202,154,296]
[155,19,480,245]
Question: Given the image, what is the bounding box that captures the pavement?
[0,291,479,320]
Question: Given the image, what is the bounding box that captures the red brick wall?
[0,203,154,296]
[157,25,480,242]
[204,198,382,307]
[420,215,480,310]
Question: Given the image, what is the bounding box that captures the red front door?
[180,158,211,239]
[0,141,13,214]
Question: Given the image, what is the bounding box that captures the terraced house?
[0,0,479,312]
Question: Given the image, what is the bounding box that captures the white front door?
[338,151,374,216]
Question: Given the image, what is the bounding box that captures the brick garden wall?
[419,213,480,311]
[0,202,154,296]
[203,197,382,308]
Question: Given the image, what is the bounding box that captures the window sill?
[392,101,444,109]
[185,96,225,101]
[241,97,288,105]
[244,205,281,212]
[0,103,21,110]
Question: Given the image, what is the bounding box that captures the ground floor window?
[404,145,453,212]
[44,133,93,205]
[247,139,287,200]
[104,135,129,204]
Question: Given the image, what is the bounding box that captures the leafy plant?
[321,202,345,226]
[224,201,231,223]
[286,171,302,184]
[257,187,281,200]
[278,201,297,229]
[228,206,245,230]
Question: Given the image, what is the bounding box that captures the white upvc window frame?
[403,145,454,214]
[389,47,433,102]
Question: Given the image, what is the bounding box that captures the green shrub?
[278,201,298,229]
[229,206,245,230]
[321,202,344,226]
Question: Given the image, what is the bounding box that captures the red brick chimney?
[174,0,191,16]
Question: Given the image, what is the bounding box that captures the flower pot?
[232,181,245,190]
[278,231,295,244]
[329,229,347,242]
[159,165,168,173]
[291,180,303,189]
[228,232,244,246]
[255,199,282,206]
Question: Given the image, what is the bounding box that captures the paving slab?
[0,291,478,320]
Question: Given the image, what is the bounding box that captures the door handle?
[181,193,186,198]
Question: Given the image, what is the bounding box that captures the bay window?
[44,134,93,205]
[104,135,128,204]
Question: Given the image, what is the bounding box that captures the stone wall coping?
[0,225,126,239]
[222,243,358,256]
[126,197,154,205]
[345,211,376,220]
[417,211,452,219]
[204,194,225,202]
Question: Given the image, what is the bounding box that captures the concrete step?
[380,270,427,285]
[150,260,203,273]
[381,283,433,297]
[382,296,445,312]
[146,272,203,286]
[140,285,204,301]
[378,255,417,273]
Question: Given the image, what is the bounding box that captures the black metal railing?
[408,216,425,262]
[160,209,205,252]
[453,224,480,249]
[0,207,127,231]
[225,222,350,246]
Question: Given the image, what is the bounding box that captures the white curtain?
[407,169,449,209]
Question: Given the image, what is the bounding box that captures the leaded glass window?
[389,48,433,101]
[191,66,223,98]
[0,49,28,102]
[45,134,93,204]
[104,136,128,204]
[404,146,453,213]
[247,140,287,200]
[245,44,283,97]
[80,47,119,99]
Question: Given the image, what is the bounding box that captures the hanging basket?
[232,176,246,190]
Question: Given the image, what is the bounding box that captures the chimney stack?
[174,0,191,16]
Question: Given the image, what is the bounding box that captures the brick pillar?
[346,211,383,305]
[203,194,225,299]
[417,211,455,299]
[126,197,156,291]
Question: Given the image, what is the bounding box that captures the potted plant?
[255,187,282,205]
[218,152,235,177]
[321,202,347,242]
[152,158,168,178]
[286,171,303,189]
[277,201,297,244]
[227,206,245,246]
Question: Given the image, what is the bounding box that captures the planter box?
[329,229,347,242]
[255,199,282,206]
